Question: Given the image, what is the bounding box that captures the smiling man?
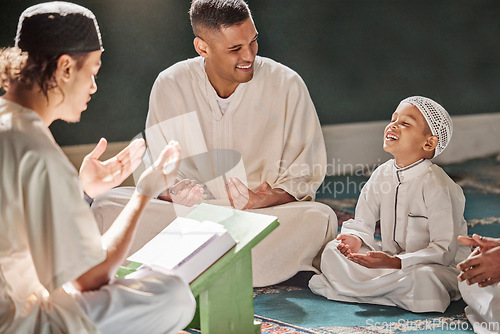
[92,0,337,287]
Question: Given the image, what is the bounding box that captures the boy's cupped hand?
[336,234,362,256]
[348,251,401,269]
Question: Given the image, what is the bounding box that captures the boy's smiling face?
[383,102,438,167]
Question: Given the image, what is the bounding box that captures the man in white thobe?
[92,0,337,287]
[457,234,500,334]
[0,3,194,332]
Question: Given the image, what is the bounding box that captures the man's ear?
[423,135,439,153]
[55,54,73,83]
[193,37,209,58]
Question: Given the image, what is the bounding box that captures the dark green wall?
[2,0,500,145]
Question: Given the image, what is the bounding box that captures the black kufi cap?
[15,1,103,54]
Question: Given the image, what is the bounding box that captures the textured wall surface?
[2,0,499,145]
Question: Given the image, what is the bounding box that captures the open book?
[128,217,237,283]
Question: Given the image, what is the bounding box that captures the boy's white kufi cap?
[401,96,453,158]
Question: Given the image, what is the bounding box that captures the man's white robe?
[0,98,195,333]
[459,275,500,333]
[92,56,337,287]
[0,98,105,333]
[309,159,470,312]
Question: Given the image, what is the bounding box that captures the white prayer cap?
[401,96,453,158]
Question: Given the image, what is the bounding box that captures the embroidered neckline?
[394,158,425,171]
[393,159,431,182]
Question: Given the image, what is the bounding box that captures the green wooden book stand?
[116,203,279,334]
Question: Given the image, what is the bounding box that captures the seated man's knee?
[299,201,338,228]
[91,187,136,232]
[92,186,135,207]
[308,201,338,238]
[309,201,337,217]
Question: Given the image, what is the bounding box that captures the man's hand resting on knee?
[158,179,204,207]
[225,178,295,210]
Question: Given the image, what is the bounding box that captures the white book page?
[128,217,217,269]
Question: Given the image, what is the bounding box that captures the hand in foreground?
[226,178,294,210]
[458,234,500,252]
[457,235,500,287]
[348,251,402,269]
[336,234,363,256]
[136,141,181,198]
[79,138,145,198]
[158,179,204,207]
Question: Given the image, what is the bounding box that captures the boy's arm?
[341,172,382,251]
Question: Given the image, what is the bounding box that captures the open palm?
[79,138,145,198]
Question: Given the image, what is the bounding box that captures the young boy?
[309,96,470,313]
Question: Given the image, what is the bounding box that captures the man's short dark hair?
[189,0,251,37]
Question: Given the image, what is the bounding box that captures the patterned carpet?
[252,154,500,334]
[253,285,473,333]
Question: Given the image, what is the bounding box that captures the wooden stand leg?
[189,251,260,334]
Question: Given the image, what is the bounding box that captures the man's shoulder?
[0,104,65,167]
[1,128,71,182]
[254,56,303,83]
[156,57,204,83]
[2,130,62,161]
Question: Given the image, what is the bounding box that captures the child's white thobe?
[309,159,470,313]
